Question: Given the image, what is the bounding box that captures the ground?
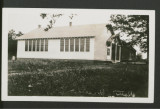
[8,59,148,97]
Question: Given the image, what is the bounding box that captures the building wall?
[17,38,95,60]
[94,28,112,61]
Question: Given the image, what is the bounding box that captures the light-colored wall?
[17,38,95,60]
[94,28,112,61]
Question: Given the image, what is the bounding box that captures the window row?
[25,39,48,51]
[60,38,90,52]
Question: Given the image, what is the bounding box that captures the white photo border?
[1,8,155,103]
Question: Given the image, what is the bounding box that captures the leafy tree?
[8,29,16,40]
[110,15,149,59]
[16,31,23,37]
[8,29,23,59]
[106,24,115,35]
[40,13,77,31]
[40,13,63,31]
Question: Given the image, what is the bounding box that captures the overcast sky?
[7,8,112,33]
[5,8,150,58]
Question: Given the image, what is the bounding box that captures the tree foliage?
[40,13,63,31]
[40,13,77,31]
[106,24,115,35]
[8,29,23,59]
[110,15,149,53]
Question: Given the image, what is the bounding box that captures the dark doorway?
[112,44,115,61]
[116,46,120,60]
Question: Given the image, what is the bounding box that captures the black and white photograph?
[2,8,155,103]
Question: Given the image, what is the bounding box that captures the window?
[35,40,37,51]
[75,38,79,52]
[86,38,90,52]
[60,39,64,51]
[80,38,85,52]
[107,48,110,55]
[60,37,91,52]
[25,40,28,51]
[65,39,69,52]
[29,40,32,51]
[41,39,44,51]
[33,40,36,51]
[70,38,74,52]
[37,39,40,51]
[25,39,48,52]
[45,39,48,51]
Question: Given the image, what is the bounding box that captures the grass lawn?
[8,59,148,97]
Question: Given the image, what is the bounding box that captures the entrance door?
[112,44,115,61]
[116,46,120,60]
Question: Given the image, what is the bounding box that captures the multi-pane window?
[60,38,91,52]
[75,38,79,52]
[80,38,85,52]
[65,39,69,52]
[37,39,40,51]
[60,39,64,52]
[35,40,37,51]
[41,39,44,51]
[25,38,90,52]
[25,40,28,51]
[33,40,36,51]
[45,39,48,51]
[70,38,74,52]
[29,40,32,51]
[25,39,48,52]
[86,38,90,52]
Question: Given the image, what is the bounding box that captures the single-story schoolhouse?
[15,23,136,63]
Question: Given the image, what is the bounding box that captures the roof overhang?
[15,36,95,40]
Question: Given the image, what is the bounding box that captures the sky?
[5,8,150,58]
[7,8,111,33]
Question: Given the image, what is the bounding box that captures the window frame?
[45,39,48,51]
[75,38,79,52]
[70,38,74,52]
[25,39,48,52]
[80,38,85,52]
[41,39,44,51]
[65,38,69,52]
[33,39,36,51]
[29,40,32,51]
[25,40,28,51]
[86,38,90,52]
[60,39,64,52]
